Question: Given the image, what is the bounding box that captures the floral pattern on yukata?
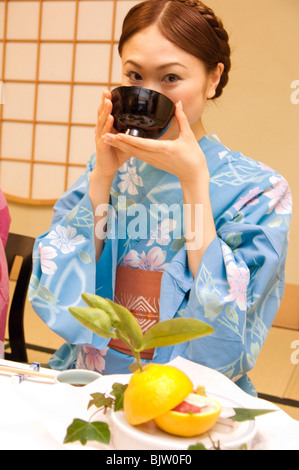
[29,135,292,394]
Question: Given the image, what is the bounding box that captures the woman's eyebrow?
[156,62,187,70]
[124,60,142,69]
[124,60,187,70]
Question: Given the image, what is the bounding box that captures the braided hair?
[118,0,231,99]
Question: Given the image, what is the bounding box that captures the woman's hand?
[102,101,209,186]
[103,101,216,278]
[90,91,131,261]
[93,90,130,181]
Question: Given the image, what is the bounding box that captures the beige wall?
[6,0,299,286]
[203,0,299,285]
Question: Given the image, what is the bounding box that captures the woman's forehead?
[121,25,202,69]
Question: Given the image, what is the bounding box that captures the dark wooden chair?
[4,233,35,363]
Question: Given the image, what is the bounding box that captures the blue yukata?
[29,135,292,395]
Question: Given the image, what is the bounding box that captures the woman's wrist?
[89,169,115,262]
[180,169,215,279]
[89,169,114,211]
[91,164,116,186]
[180,169,210,200]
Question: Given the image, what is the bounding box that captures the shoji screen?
[0,0,138,204]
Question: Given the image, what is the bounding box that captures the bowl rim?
[111,85,175,106]
[111,392,257,450]
[56,369,102,385]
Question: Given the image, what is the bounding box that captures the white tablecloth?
[0,357,298,450]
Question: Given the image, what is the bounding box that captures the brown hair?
[118,0,231,99]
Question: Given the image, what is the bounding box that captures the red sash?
[109,266,162,359]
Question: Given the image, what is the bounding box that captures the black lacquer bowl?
[111,86,175,138]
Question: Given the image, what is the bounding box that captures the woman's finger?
[103,113,114,135]
[105,134,168,162]
[97,90,110,118]
[96,98,113,136]
[103,132,172,166]
[175,101,193,138]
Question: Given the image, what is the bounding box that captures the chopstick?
[0,364,56,381]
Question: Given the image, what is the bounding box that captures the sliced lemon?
[154,392,222,437]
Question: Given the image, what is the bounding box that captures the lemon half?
[123,364,193,426]
[154,392,222,437]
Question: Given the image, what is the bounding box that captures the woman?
[29,0,291,395]
[0,189,10,359]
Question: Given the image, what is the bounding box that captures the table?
[0,357,298,450]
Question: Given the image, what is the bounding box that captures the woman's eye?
[125,71,143,82]
[163,74,180,83]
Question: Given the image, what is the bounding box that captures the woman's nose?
[143,81,161,93]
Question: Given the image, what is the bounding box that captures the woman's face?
[120,25,222,139]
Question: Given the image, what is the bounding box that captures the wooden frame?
[0,0,129,205]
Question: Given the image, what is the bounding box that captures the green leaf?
[230,408,276,422]
[188,442,207,450]
[170,236,186,251]
[268,216,282,228]
[128,361,142,373]
[66,205,79,223]
[64,419,110,445]
[141,318,213,350]
[70,295,214,359]
[204,301,223,319]
[29,274,40,290]
[110,189,120,198]
[78,250,92,264]
[238,444,248,450]
[81,294,122,329]
[69,307,113,339]
[105,299,144,350]
[110,382,128,412]
[233,212,244,224]
[225,232,242,251]
[81,294,143,350]
[225,305,239,325]
[88,393,114,410]
[36,285,58,303]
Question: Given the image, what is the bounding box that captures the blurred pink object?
[0,189,11,356]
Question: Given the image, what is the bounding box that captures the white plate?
[111,393,256,450]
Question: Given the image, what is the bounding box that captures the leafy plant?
[64,293,276,448]
[64,419,110,446]
[64,292,215,446]
[64,382,276,447]
[69,293,214,371]
[64,382,127,446]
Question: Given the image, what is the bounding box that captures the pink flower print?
[81,346,108,373]
[258,162,273,172]
[221,242,234,264]
[264,175,292,215]
[120,249,140,268]
[38,243,57,275]
[224,261,249,311]
[139,247,168,272]
[233,187,260,212]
